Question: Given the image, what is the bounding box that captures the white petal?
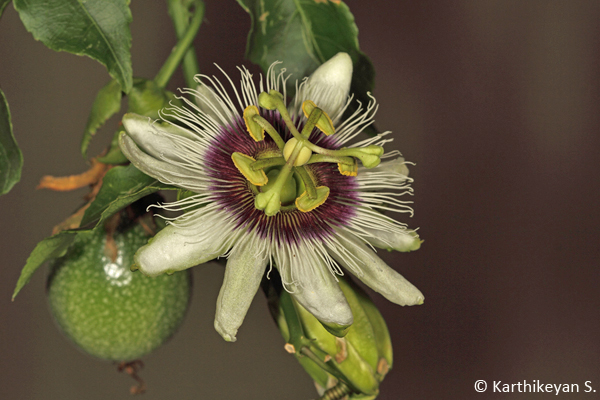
[118,132,205,192]
[301,52,353,119]
[363,228,422,252]
[193,84,231,126]
[285,265,354,328]
[134,224,230,277]
[329,230,424,306]
[214,235,269,342]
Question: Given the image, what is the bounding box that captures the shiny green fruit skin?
[47,224,192,362]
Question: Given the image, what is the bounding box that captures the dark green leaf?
[236,0,372,91]
[0,0,11,19]
[81,79,123,157]
[12,231,78,300]
[80,164,174,227]
[236,0,376,135]
[0,88,23,195]
[14,0,133,92]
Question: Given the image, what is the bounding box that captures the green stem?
[300,347,344,382]
[279,291,309,352]
[167,0,204,88]
[279,292,358,394]
[155,0,205,88]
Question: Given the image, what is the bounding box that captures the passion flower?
[118,52,423,342]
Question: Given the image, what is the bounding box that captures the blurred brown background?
[1,1,599,399]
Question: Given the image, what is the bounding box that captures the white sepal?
[331,230,424,306]
[214,235,269,342]
[122,113,196,162]
[285,264,354,327]
[134,224,229,277]
[119,132,204,192]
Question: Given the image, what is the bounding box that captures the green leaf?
[0,0,11,19]
[12,231,78,300]
[0,88,23,195]
[237,0,376,135]
[80,164,174,227]
[14,0,133,93]
[81,79,123,157]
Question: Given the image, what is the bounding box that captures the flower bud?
[267,275,393,398]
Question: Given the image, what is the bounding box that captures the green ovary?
[263,168,297,205]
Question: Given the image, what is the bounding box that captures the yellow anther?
[296,186,330,212]
[338,160,358,176]
[302,100,335,136]
[231,152,268,186]
[243,105,265,141]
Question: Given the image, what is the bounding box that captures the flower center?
[231,90,385,217]
[262,168,297,206]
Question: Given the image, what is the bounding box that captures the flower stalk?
[155,0,205,88]
[167,0,203,88]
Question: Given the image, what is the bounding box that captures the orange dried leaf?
[37,160,109,191]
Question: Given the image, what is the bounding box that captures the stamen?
[263,169,297,205]
[243,105,265,141]
[338,161,358,176]
[296,186,330,212]
[302,100,335,136]
[231,152,268,186]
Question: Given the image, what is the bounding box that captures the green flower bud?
[266,276,393,399]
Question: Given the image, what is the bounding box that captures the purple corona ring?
[119,53,424,342]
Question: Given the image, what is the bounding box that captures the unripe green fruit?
[47,223,192,361]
